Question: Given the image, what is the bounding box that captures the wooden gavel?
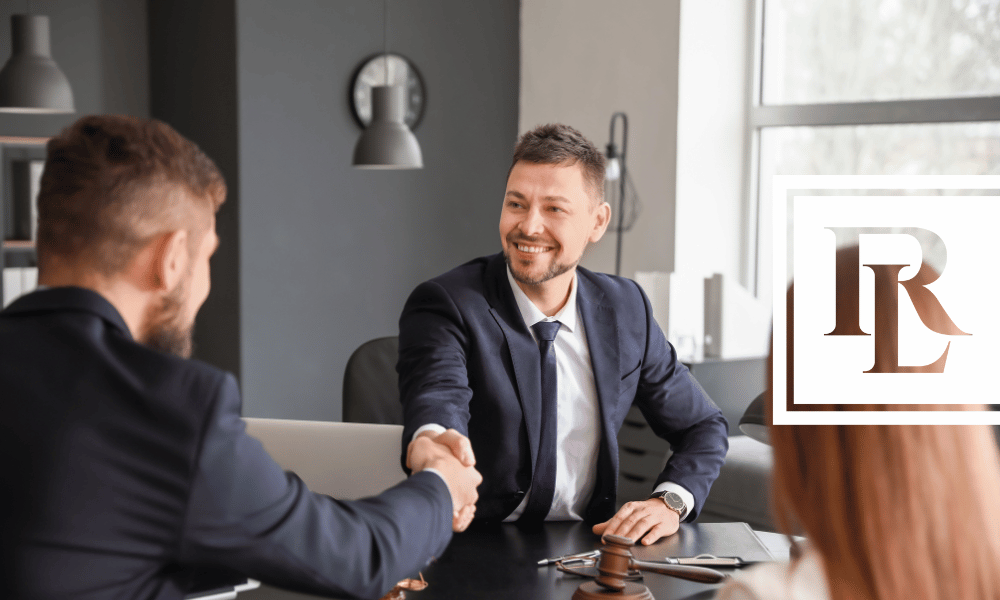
[572,534,727,600]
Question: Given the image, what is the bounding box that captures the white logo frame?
[772,175,1000,425]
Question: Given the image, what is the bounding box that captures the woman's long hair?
[769,245,1000,600]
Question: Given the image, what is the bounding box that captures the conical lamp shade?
[0,14,75,114]
[353,85,422,169]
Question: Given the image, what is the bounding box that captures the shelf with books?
[3,242,37,268]
[1,137,47,305]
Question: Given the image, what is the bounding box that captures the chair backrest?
[342,336,403,424]
[244,418,406,500]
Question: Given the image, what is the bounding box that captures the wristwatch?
[649,490,686,518]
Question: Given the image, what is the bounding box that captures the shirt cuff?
[419,468,453,511]
[653,482,695,521]
[412,423,447,444]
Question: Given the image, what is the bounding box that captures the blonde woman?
[719,246,1000,600]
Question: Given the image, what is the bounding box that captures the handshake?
[406,429,481,532]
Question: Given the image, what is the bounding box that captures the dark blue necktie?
[519,320,561,522]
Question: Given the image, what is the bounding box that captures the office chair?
[342,336,403,424]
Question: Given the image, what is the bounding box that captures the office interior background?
[1,0,998,422]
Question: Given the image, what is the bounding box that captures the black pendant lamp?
[352,0,422,169]
[0,8,75,114]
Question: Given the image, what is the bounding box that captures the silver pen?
[663,555,751,567]
[537,549,600,566]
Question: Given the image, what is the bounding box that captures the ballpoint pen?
[537,549,601,566]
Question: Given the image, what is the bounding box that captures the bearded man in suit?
[400,123,728,545]
[0,115,481,599]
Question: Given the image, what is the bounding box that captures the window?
[748,0,1000,308]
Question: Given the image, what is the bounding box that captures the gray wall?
[0,0,148,135]
[8,0,518,421]
[235,0,519,420]
[519,0,680,279]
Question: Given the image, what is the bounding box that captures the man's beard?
[503,236,582,286]
[142,280,194,359]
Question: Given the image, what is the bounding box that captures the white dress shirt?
[503,268,600,520]
[414,268,694,521]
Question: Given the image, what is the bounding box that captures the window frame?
[744,0,1000,298]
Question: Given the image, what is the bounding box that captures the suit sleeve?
[178,374,454,599]
[397,280,475,468]
[630,282,729,521]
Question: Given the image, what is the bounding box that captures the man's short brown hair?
[37,115,226,275]
[510,123,606,204]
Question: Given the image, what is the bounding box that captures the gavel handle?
[630,559,727,584]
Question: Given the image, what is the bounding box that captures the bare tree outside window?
[751,0,1000,309]
[764,0,1000,104]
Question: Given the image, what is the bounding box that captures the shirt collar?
[505,266,578,333]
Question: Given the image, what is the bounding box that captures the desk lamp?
[605,112,641,277]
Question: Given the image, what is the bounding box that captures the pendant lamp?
[352,0,422,169]
[0,13,75,114]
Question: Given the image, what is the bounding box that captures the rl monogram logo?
[824,227,970,373]
[771,180,1000,425]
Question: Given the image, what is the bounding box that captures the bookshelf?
[0,137,47,305]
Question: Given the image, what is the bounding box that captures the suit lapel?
[577,272,623,519]
[577,274,619,451]
[484,254,542,471]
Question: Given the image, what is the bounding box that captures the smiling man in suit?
[399,123,728,544]
[0,115,481,600]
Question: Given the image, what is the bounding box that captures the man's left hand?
[591,499,680,545]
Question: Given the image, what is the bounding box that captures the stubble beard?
[142,278,195,359]
[503,236,585,286]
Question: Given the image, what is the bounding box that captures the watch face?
[664,492,685,512]
[351,53,425,129]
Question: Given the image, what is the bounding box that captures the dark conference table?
[244,521,788,600]
[418,520,781,600]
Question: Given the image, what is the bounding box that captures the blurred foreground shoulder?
[717,550,830,600]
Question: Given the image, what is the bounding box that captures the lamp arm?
[383,0,389,86]
[609,111,629,277]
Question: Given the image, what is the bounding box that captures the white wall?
[674,1,752,286]
[519,0,682,277]
[520,0,753,293]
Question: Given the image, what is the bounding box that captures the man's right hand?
[407,428,476,469]
[408,433,481,531]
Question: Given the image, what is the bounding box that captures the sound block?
[572,581,654,600]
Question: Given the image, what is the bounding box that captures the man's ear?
[589,201,612,243]
[150,230,189,292]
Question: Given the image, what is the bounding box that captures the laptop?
[243,418,408,500]
[185,578,259,600]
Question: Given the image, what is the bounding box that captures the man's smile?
[509,235,557,256]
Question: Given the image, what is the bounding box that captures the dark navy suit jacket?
[0,287,453,600]
[398,254,728,523]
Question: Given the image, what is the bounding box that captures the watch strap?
[649,490,685,517]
